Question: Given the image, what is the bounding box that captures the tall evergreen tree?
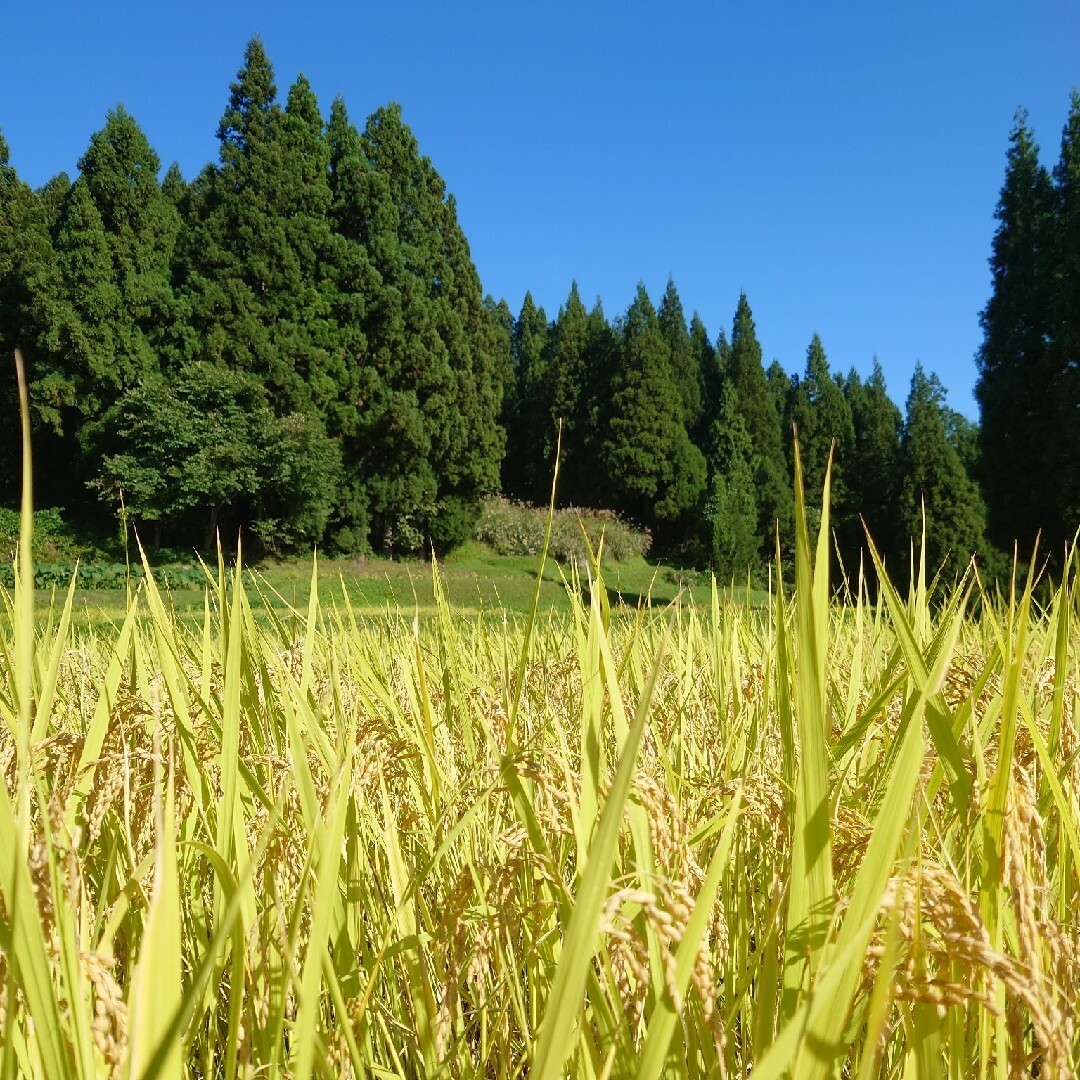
[485,295,515,414]
[765,358,795,471]
[431,189,505,545]
[705,384,761,579]
[324,94,380,545]
[578,299,621,508]
[840,359,904,575]
[657,277,701,429]
[352,101,503,550]
[181,48,343,413]
[688,311,717,446]
[30,179,120,423]
[602,283,705,549]
[174,43,346,545]
[725,293,791,553]
[1048,90,1080,543]
[975,110,1056,554]
[502,292,551,502]
[0,132,53,501]
[900,366,988,583]
[547,282,589,504]
[788,334,854,510]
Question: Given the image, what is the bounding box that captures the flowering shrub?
[474,498,650,564]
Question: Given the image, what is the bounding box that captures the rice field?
[1,433,1079,1077]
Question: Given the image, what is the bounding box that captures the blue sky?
[5,1,1079,418]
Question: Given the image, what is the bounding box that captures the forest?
[1,38,1078,583]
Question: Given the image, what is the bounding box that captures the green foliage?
[0,132,53,503]
[85,362,340,552]
[975,110,1057,554]
[502,291,552,502]
[474,497,650,563]
[725,294,792,554]
[0,37,1032,584]
[657,276,701,429]
[899,366,990,582]
[332,99,504,551]
[838,359,904,578]
[0,560,203,590]
[0,506,82,563]
[1048,90,1080,535]
[788,335,854,505]
[705,385,761,580]
[546,282,589,502]
[601,284,706,550]
[688,311,717,445]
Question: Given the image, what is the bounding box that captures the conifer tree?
[788,335,854,511]
[350,101,502,550]
[578,299,621,508]
[31,178,120,425]
[547,282,589,504]
[1048,91,1080,541]
[431,189,505,546]
[975,110,1056,554]
[766,358,795,473]
[725,293,791,553]
[485,295,515,409]
[174,42,344,545]
[900,366,988,583]
[179,42,338,413]
[0,133,55,495]
[688,312,717,446]
[502,292,550,502]
[324,95,380,545]
[602,283,705,548]
[705,384,761,579]
[657,277,701,429]
[840,360,904,575]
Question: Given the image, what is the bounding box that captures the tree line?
[0,39,1076,582]
[976,94,1080,568]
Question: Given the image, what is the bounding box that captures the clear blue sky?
[6,1,1079,418]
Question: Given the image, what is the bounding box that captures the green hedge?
[0,562,206,591]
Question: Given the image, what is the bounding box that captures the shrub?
[0,506,84,563]
[0,561,205,591]
[474,498,650,564]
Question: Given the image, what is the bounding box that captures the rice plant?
[0,354,1077,1077]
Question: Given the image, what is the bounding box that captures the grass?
[0,367,1077,1078]
[38,548,764,630]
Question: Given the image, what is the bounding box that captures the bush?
[474,498,650,564]
[0,506,85,563]
[0,561,205,591]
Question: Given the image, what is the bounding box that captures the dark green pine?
[502,291,551,503]
[546,282,589,504]
[0,132,55,500]
[1048,91,1080,541]
[688,312,717,447]
[838,359,904,575]
[577,298,621,509]
[725,293,792,554]
[705,383,761,580]
[657,277,702,430]
[788,334,854,511]
[31,177,121,424]
[351,101,503,552]
[431,190,505,547]
[900,366,988,583]
[601,283,706,549]
[974,110,1056,555]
